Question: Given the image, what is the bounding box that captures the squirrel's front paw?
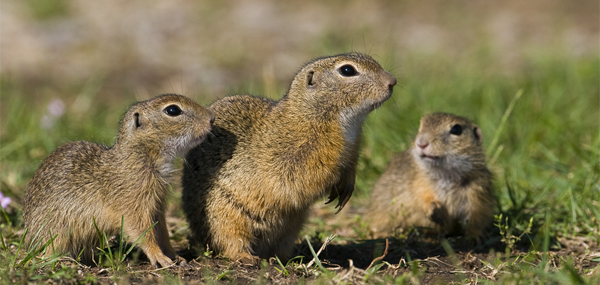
[427,201,448,228]
[237,252,260,266]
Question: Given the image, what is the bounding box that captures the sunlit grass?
[1,43,598,283]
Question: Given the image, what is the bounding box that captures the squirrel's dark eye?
[164,105,182,117]
[450,124,463,135]
[338,65,358,77]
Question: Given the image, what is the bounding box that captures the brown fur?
[182,53,396,261]
[22,94,214,267]
[367,113,496,238]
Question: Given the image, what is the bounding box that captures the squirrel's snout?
[384,71,397,88]
[383,71,397,93]
[416,136,429,150]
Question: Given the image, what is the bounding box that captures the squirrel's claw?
[325,174,355,213]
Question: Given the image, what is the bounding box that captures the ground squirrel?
[182,53,396,261]
[367,113,496,238]
[23,94,215,267]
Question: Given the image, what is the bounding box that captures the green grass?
[1,43,599,283]
[93,216,157,271]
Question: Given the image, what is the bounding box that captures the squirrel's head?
[117,94,215,160]
[412,113,486,176]
[285,53,396,120]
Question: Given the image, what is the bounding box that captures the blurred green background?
[1,0,598,243]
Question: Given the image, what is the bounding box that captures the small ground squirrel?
[182,53,396,261]
[367,113,496,238]
[23,94,214,267]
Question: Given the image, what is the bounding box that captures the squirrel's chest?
[428,180,472,220]
[412,172,465,210]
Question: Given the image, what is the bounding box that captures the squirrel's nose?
[416,136,429,149]
[384,71,397,88]
[384,71,396,93]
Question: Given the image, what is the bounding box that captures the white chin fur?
[339,107,369,144]
[158,134,203,179]
[165,134,203,159]
[414,150,473,183]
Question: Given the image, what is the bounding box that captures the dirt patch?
[28,207,593,284]
[57,232,598,284]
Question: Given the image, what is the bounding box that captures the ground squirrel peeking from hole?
[23,94,215,268]
[182,53,396,262]
[367,113,496,238]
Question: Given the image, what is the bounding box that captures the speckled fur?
[23,94,214,267]
[182,53,396,261]
[367,113,496,238]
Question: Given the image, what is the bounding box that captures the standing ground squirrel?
[23,94,214,267]
[367,113,496,238]
[182,53,396,261]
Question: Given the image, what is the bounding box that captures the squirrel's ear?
[134,112,142,129]
[125,112,142,132]
[473,126,482,144]
[306,71,316,88]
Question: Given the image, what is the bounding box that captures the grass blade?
[487,89,523,161]
[0,207,12,227]
[118,215,124,262]
[304,236,326,271]
[19,234,58,267]
[0,226,6,250]
[122,221,158,261]
[275,255,289,276]
[12,228,27,267]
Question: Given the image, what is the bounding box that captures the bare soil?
[63,222,598,284]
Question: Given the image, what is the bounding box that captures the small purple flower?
[0,192,11,209]
[47,98,65,117]
[41,98,66,130]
